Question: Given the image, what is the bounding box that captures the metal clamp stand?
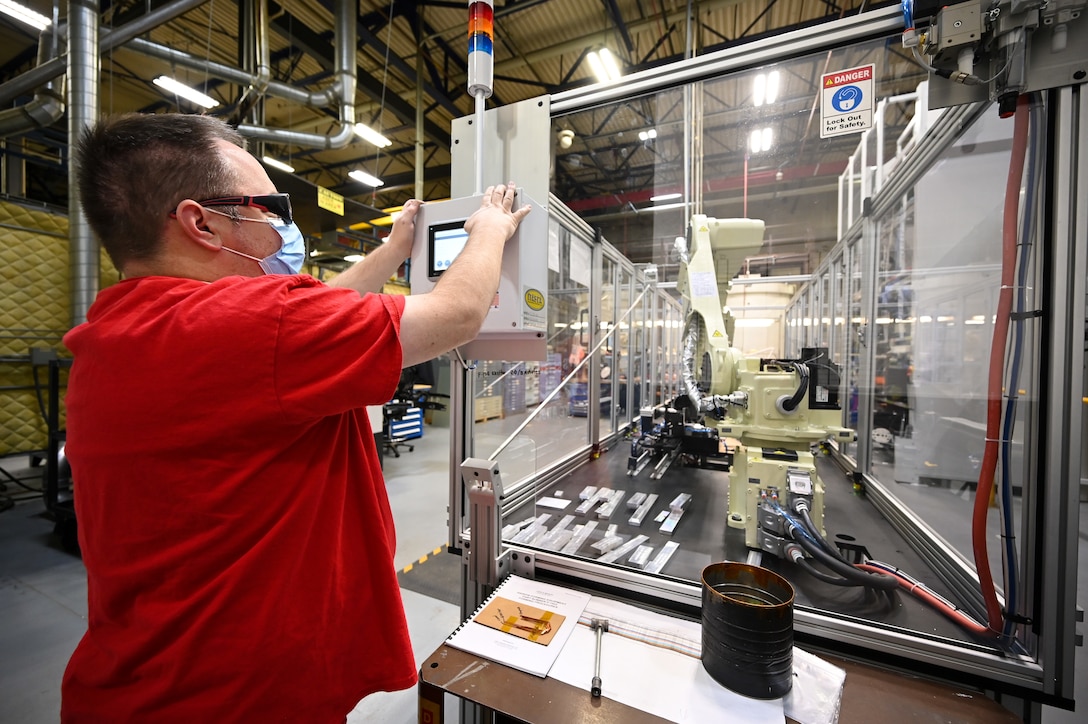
[462,457,512,590]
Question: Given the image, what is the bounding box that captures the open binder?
[445,574,592,677]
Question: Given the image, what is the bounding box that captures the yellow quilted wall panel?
[0,198,116,454]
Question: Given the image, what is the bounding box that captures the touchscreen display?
[428,221,469,278]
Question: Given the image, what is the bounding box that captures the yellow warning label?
[698,225,708,232]
[524,288,545,311]
[317,186,344,216]
[712,330,724,337]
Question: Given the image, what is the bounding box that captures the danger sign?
[820,64,874,138]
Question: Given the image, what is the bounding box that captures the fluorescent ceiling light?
[587,47,622,83]
[753,71,780,107]
[650,192,681,202]
[354,122,392,148]
[638,128,657,141]
[749,127,773,154]
[261,156,295,173]
[0,0,51,30]
[152,76,219,109]
[647,201,685,212]
[344,254,365,263]
[349,169,384,187]
[766,71,780,104]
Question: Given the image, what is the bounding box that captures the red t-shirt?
[61,274,415,722]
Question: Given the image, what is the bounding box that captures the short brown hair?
[75,113,246,269]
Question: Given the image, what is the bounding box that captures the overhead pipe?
[67,0,99,326]
[0,0,210,106]
[236,0,356,149]
[126,37,333,108]
[0,27,65,137]
[0,0,356,151]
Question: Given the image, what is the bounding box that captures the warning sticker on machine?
[820,64,874,139]
[522,286,546,329]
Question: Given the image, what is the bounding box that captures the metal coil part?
[700,562,795,699]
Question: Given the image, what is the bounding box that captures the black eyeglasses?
[197,193,292,225]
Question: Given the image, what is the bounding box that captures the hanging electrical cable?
[998,91,1041,640]
[973,94,1031,636]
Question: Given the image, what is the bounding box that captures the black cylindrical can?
[700,562,795,699]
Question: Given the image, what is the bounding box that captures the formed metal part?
[599,534,650,563]
[596,490,627,519]
[628,493,659,527]
[628,544,654,569]
[659,510,684,536]
[560,520,598,555]
[643,541,681,574]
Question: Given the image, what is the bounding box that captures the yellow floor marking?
[401,544,449,574]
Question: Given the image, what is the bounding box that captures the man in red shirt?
[60,113,530,722]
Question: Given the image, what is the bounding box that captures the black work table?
[418,642,1022,723]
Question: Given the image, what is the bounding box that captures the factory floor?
[0,427,461,724]
[1,420,1085,723]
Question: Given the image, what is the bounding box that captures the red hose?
[973,95,1030,635]
[856,564,990,637]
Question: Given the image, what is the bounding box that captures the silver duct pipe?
[252,0,271,95]
[679,315,748,415]
[67,0,99,326]
[125,37,330,108]
[0,27,65,137]
[676,233,704,409]
[0,0,210,106]
[680,315,706,410]
[236,0,356,149]
[128,0,356,148]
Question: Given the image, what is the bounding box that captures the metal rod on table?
[488,285,650,462]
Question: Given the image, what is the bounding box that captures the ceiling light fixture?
[0,0,51,30]
[586,47,622,84]
[638,128,658,141]
[261,156,295,173]
[749,127,773,154]
[354,122,392,148]
[152,76,219,109]
[650,192,681,202]
[646,201,685,212]
[753,70,781,107]
[349,169,384,188]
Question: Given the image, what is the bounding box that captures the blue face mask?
[256,219,306,275]
[210,208,306,275]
